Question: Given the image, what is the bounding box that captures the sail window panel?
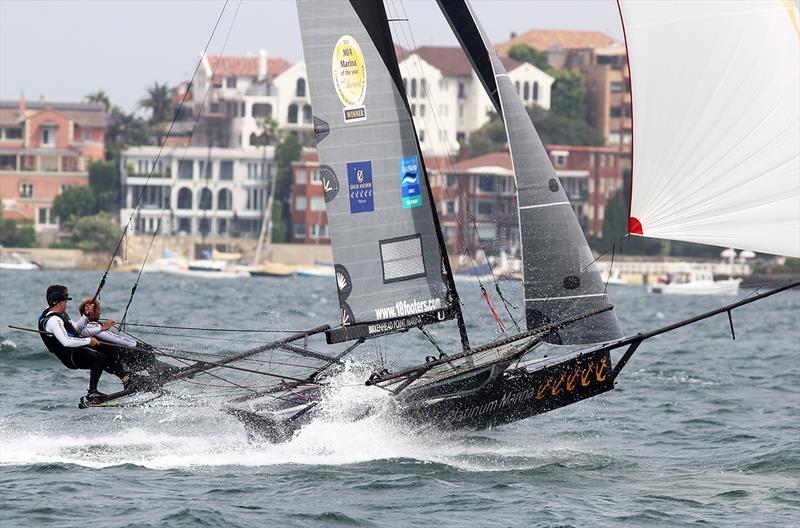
[380,235,426,284]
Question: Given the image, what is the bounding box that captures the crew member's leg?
[70,347,109,394]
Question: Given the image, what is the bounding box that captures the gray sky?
[1,0,623,114]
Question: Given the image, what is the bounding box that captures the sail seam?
[519,201,570,210]
[525,293,606,301]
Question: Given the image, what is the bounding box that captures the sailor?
[78,298,179,383]
[37,285,107,402]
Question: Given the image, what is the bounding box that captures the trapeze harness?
[37,309,85,369]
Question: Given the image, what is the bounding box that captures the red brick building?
[288,145,625,254]
[0,97,105,233]
[290,152,328,244]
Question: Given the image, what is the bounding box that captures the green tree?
[65,212,119,252]
[0,200,36,247]
[106,106,151,160]
[466,107,603,155]
[52,187,100,225]
[273,133,303,242]
[550,69,588,121]
[88,160,120,212]
[600,167,662,255]
[84,89,110,112]
[139,82,173,124]
[508,43,550,72]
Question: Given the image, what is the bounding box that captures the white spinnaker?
[621,0,800,257]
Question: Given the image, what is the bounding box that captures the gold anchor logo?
[357,168,364,184]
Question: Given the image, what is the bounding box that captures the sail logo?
[400,156,422,209]
[347,161,374,213]
[332,35,367,123]
[374,297,443,320]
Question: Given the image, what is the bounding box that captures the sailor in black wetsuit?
[37,285,107,402]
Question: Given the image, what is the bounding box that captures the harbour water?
[1,269,798,527]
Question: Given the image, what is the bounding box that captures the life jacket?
[38,308,80,369]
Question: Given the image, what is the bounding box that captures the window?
[178,160,193,179]
[5,128,22,139]
[252,103,272,118]
[610,82,623,93]
[608,132,621,144]
[411,104,416,116]
[318,224,328,238]
[41,125,56,146]
[218,188,232,210]
[83,128,91,141]
[303,104,312,123]
[295,196,307,211]
[477,201,494,216]
[533,81,539,101]
[411,79,417,98]
[515,81,520,95]
[610,107,622,118]
[446,200,457,214]
[199,188,212,210]
[296,78,306,97]
[38,208,48,224]
[246,188,264,210]
[247,162,264,180]
[177,188,192,209]
[61,184,72,193]
[294,224,306,237]
[456,132,465,143]
[217,218,227,234]
[419,130,425,142]
[199,218,211,236]
[220,161,233,180]
[446,174,457,187]
[295,169,306,185]
[523,82,530,100]
[458,105,464,117]
[555,155,567,166]
[226,76,236,88]
[420,79,427,97]
[311,169,321,184]
[478,175,495,192]
[310,196,325,211]
[458,82,465,99]
[403,78,408,94]
[420,104,426,117]
[20,183,33,198]
[178,218,191,233]
[288,104,298,123]
[623,132,632,145]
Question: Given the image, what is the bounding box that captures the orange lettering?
[566,368,580,391]
[535,379,551,400]
[550,371,567,396]
[581,362,594,386]
[596,356,608,381]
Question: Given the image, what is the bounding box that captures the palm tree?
[84,90,111,112]
[139,82,172,124]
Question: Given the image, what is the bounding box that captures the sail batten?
[437,0,623,345]
[621,0,800,257]
[297,0,462,344]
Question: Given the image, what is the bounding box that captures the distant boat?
[649,271,741,295]
[602,269,628,286]
[0,252,39,270]
[296,262,335,278]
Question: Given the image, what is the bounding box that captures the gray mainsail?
[437,0,623,345]
[297,0,466,345]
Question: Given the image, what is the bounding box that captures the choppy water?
[1,269,798,527]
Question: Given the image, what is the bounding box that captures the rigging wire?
[119,1,244,328]
[91,0,232,304]
[107,321,309,333]
[387,0,521,333]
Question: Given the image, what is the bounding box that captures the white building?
[398,46,554,155]
[120,146,274,237]
[192,51,313,149]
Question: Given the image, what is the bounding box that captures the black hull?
[399,347,614,429]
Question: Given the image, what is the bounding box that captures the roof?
[0,100,106,128]
[206,55,293,83]
[497,30,617,54]
[411,46,522,77]
[447,151,513,174]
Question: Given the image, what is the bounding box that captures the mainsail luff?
[296,0,466,344]
[620,0,800,257]
[436,0,623,345]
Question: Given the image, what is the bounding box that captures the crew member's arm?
[71,314,90,334]
[44,317,94,347]
[84,322,137,347]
